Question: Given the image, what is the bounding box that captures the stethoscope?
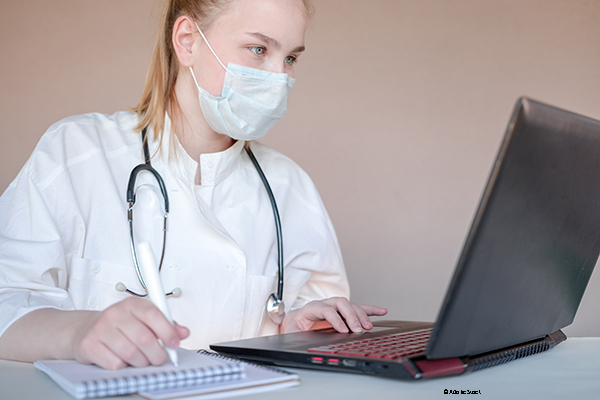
[115,127,286,325]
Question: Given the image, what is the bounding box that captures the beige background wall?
[1,0,599,336]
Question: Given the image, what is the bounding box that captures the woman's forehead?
[212,0,307,44]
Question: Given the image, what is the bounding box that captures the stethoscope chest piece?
[266,293,285,325]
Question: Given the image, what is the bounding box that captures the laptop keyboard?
[307,328,432,360]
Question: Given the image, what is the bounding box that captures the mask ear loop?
[188,22,230,93]
[194,22,228,72]
[189,66,203,92]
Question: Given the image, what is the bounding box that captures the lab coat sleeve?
[279,170,351,311]
[0,160,74,339]
[288,221,351,311]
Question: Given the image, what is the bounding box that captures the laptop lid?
[427,97,600,358]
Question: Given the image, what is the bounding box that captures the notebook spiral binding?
[198,349,295,375]
[81,362,244,398]
[466,341,551,372]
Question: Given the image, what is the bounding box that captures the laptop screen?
[428,98,600,358]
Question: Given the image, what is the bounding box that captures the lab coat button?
[206,174,215,183]
[229,200,236,208]
[227,264,238,271]
[207,158,215,168]
[87,297,97,308]
[90,263,100,274]
[170,263,181,271]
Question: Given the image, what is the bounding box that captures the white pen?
[136,241,179,367]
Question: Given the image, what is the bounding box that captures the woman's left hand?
[279,297,388,334]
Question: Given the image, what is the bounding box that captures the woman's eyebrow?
[246,31,305,53]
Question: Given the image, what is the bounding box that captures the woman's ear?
[172,16,196,67]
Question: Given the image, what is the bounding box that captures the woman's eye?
[284,56,297,65]
[249,46,265,56]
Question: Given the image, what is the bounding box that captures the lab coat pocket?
[67,257,135,311]
[252,268,311,337]
[246,274,278,338]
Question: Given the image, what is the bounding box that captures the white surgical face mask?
[189,23,295,141]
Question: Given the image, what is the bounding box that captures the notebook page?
[139,352,299,400]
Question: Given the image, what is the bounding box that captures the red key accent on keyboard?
[307,328,432,360]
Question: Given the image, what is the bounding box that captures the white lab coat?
[0,111,349,349]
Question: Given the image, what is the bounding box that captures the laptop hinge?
[411,330,566,378]
[413,357,465,378]
[461,330,566,373]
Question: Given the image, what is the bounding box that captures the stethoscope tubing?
[243,142,284,302]
[122,127,285,313]
[124,127,170,296]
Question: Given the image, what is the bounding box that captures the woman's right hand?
[72,297,189,370]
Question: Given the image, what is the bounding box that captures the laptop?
[211,98,600,380]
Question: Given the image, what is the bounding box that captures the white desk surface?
[1,338,598,400]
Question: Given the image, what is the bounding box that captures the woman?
[0,0,386,370]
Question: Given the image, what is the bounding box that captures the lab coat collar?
[198,140,245,187]
[147,114,246,187]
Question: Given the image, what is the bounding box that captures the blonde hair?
[134,0,314,152]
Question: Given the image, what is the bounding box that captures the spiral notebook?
[35,348,299,399]
[34,348,243,399]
